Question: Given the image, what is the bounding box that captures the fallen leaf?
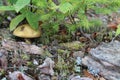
[17,73,25,80]
[83,70,96,80]
[107,22,118,30]
[79,36,88,42]
[8,71,33,80]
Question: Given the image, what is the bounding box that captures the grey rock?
[90,41,120,67]
[8,71,33,80]
[1,39,44,55]
[82,41,120,80]
[73,51,84,58]
[69,75,93,80]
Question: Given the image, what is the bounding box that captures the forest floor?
[0,12,120,80]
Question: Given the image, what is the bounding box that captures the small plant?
[0,0,120,41]
[55,50,75,78]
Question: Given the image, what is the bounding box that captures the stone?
[73,51,84,58]
[1,39,44,55]
[82,40,120,80]
[8,71,33,80]
[60,41,84,50]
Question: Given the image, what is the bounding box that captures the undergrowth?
[0,0,120,43]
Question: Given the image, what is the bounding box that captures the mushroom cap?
[13,24,41,38]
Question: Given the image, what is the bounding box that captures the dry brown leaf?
[8,71,33,80]
[79,36,88,42]
[107,22,118,30]
[116,18,120,24]
[83,70,96,80]
[86,47,91,53]
[17,73,25,80]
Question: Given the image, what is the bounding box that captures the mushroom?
[13,24,41,44]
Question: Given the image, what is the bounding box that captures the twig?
[27,4,38,9]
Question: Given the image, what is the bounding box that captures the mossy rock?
[59,41,85,50]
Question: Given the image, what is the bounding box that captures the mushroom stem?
[25,38,31,44]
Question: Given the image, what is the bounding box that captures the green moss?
[60,41,85,50]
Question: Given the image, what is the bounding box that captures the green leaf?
[49,1,58,10]
[8,0,17,4]
[115,24,120,36]
[52,23,59,32]
[59,2,73,14]
[10,14,25,31]
[14,0,30,12]
[80,17,90,29]
[26,11,39,30]
[0,6,14,11]
[67,24,76,32]
[32,0,47,8]
[40,14,52,21]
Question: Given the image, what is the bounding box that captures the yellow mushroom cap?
[13,24,41,38]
